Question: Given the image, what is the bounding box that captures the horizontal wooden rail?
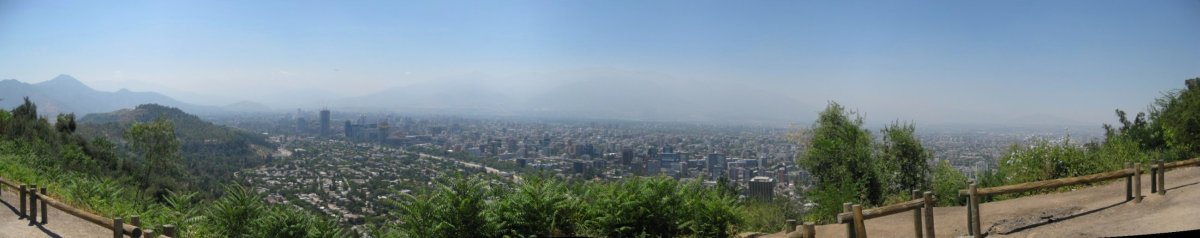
[1163,158,1200,170]
[836,198,928,223]
[835,191,937,238]
[31,192,143,236]
[0,177,18,190]
[958,168,1134,197]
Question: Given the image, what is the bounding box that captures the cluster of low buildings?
[238,136,480,233]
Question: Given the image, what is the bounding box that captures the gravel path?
[767,166,1200,238]
[0,187,110,238]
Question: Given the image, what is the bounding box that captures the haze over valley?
[1,1,1199,237]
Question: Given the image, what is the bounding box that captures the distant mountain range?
[0,74,1092,126]
[0,74,218,117]
[336,74,815,124]
[4,74,814,124]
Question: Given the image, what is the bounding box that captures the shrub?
[487,176,580,237]
[931,161,967,206]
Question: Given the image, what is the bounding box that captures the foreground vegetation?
[797,78,1200,223]
[0,99,342,237]
[374,175,743,238]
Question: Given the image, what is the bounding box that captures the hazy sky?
[1,1,1198,125]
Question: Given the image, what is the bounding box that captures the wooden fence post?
[28,185,37,225]
[142,229,155,238]
[853,204,867,238]
[163,224,176,237]
[1134,162,1142,203]
[1125,162,1133,201]
[787,219,797,233]
[965,181,974,236]
[40,187,47,224]
[130,215,140,228]
[114,217,124,238]
[923,191,935,238]
[19,185,26,219]
[803,222,816,238]
[1158,159,1166,195]
[969,182,981,238]
[844,202,855,238]
[912,190,922,238]
[1150,163,1158,193]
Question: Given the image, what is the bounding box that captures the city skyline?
[1,1,1198,126]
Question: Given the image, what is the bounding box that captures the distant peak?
[38,74,89,89]
[52,74,78,81]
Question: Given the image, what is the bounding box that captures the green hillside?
[77,104,272,195]
[0,98,343,237]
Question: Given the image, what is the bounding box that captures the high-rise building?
[344,120,353,138]
[573,161,586,174]
[646,160,661,176]
[621,149,634,165]
[379,122,390,144]
[296,117,308,134]
[749,176,775,201]
[707,153,726,179]
[319,109,331,137]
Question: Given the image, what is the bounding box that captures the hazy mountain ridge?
[528,77,813,124]
[338,77,517,110]
[332,73,815,124]
[2,74,1094,126]
[0,75,217,117]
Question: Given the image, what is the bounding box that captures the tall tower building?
[296,117,308,134]
[319,109,331,137]
[378,122,391,144]
[749,176,775,201]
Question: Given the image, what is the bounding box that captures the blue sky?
[1,1,1198,125]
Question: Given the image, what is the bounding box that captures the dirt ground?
[0,187,110,238]
[766,166,1200,238]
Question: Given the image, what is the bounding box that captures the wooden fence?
[779,157,1198,238]
[0,177,176,238]
[832,190,936,238]
[954,158,1200,238]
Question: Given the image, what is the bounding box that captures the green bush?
[383,175,493,238]
[384,175,741,238]
[738,197,801,233]
[931,161,967,206]
[996,139,1085,186]
[487,176,580,237]
[802,180,861,223]
[208,185,267,238]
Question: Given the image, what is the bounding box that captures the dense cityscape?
[218,108,1105,232]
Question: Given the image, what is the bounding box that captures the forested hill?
[76,104,272,195]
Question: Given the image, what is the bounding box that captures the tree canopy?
[126,116,184,198]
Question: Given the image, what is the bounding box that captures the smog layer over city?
[1,1,1198,237]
